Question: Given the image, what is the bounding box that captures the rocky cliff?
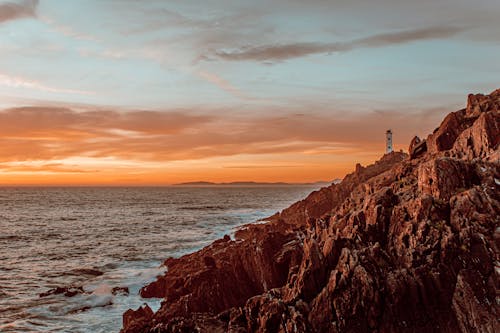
[121,89,500,333]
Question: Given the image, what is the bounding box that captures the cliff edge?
[121,89,500,333]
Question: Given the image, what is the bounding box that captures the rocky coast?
[121,89,500,333]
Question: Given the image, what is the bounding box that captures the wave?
[0,235,29,241]
[60,217,79,221]
[65,268,103,277]
[178,205,226,211]
[65,294,113,314]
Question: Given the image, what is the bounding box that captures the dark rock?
[452,269,498,333]
[203,255,216,268]
[112,286,130,296]
[39,286,85,298]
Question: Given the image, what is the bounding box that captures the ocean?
[0,186,317,332]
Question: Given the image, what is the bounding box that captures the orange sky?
[0,104,434,185]
[0,152,393,185]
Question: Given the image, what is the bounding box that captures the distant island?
[173,180,341,187]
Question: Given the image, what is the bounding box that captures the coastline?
[121,89,500,333]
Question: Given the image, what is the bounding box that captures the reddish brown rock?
[452,110,500,160]
[139,226,305,323]
[274,151,407,227]
[427,109,470,154]
[417,158,480,200]
[452,269,498,333]
[123,304,154,332]
[466,89,500,117]
[121,89,500,333]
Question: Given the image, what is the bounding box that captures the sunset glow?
[1,0,499,185]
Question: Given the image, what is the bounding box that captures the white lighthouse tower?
[386,129,393,154]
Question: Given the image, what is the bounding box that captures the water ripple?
[0,186,316,332]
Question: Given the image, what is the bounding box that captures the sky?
[0,0,499,185]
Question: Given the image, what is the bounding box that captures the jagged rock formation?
[121,89,500,333]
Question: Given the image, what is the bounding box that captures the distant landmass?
[173,180,341,187]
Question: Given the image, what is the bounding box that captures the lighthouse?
[386,129,393,154]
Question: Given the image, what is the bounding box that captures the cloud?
[0,0,38,24]
[0,106,213,137]
[0,73,93,95]
[203,26,463,62]
[40,16,99,41]
[0,103,451,164]
[0,161,94,173]
[197,70,252,100]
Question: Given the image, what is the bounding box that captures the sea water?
[0,186,316,332]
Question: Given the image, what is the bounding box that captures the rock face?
[121,89,500,333]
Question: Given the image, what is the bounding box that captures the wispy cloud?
[0,0,38,24]
[197,70,251,100]
[40,15,100,41]
[202,26,464,62]
[0,73,94,95]
[0,106,214,136]
[0,161,94,173]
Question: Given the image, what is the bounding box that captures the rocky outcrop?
[123,304,154,332]
[121,89,500,333]
[141,227,304,320]
[272,152,407,227]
